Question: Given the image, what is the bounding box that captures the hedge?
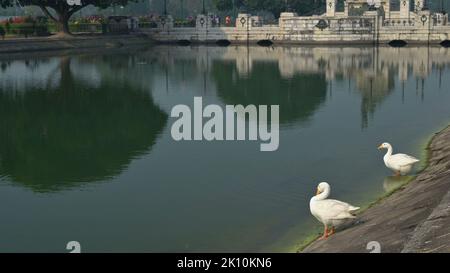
[1,23,50,37]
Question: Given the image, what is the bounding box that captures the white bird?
[309,182,360,240]
[378,142,419,176]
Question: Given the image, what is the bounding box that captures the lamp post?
[202,0,206,15]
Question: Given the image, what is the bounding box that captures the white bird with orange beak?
[310,182,360,240]
[378,142,419,176]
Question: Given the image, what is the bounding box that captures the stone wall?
[0,35,153,54]
[144,7,450,45]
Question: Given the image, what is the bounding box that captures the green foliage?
[0,1,138,9]
[213,0,324,17]
[4,23,34,36]
[0,1,140,33]
[2,22,50,37]
[68,22,103,33]
[174,18,196,27]
[213,0,228,11]
[290,0,325,15]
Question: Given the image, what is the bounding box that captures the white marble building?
[145,0,450,45]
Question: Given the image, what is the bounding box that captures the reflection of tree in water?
[355,71,395,128]
[0,58,168,193]
[211,61,327,126]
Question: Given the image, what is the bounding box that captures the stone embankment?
[0,34,152,54]
[303,126,450,253]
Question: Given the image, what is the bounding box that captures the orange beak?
[316,188,321,196]
[377,144,383,150]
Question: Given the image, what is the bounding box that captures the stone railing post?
[236,14,251,30]
[400,0,410,19]
[326,0,337,17]
[279,12,297,32]
[157,15,174,31]
[417,9,431,28]
[415,0,426,12]
[196,14,209,30]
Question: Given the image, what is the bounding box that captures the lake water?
[1,45,450,252]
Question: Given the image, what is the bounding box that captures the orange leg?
[327,226,335,237]
[319,225,329,240]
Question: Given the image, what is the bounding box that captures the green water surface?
[0,45,449,252]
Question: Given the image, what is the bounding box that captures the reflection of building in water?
[356,68,395,128]
[144,45,450,127]
[215,46,446,127]
[0,56,168,192]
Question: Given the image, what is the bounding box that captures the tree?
[0,0,139,35]
[213,0,324,18]
[290,0,325,16]
[224,0,284,16]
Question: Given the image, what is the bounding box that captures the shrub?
[10,16,26,24]
[5,23,49,37]
[35,16,48,24]
[5,22,11,33]
[23,16,36,24]
[0,25,5,39]
[34,24,50,36]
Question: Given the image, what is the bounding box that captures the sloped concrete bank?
[0,34,153,54]
[303,126,450,253]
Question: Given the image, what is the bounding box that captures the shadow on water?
[0,57,168,193]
